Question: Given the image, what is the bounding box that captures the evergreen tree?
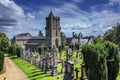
[103,41,119,80]
[61,32,67,50]
[104,23,120,47]
[0,32,9,52]
[82,44,108,80]
[82,41,120,80]
[38,30,44,37]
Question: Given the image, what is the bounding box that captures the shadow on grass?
[9,56,18,59]
[10,56,61,80]
[31,74,52,80]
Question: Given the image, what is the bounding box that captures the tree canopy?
[0,32,9,52]
[38,30,44,37]
[104,23,120,47]
[82,41,120,80]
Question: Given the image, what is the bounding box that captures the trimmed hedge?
[104,41,119,80]
[82,44,108,80]
[82,41,119,80]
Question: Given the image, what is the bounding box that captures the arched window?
[55,38,59,48]
[56,31,58,36]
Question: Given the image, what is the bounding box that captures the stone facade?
[25,36,46,52]
[45,11,61,48]
[11,33,31,48]
[67,32,93,46]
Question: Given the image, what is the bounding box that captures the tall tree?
[0,32,9,72]
[82,44,108,80]
[38,30,44,37]
[104,41,119,80]
[104,23,120,47]
[93,35,103,44]
[61,32,67,48]
[0,32,9,52]
[82,41,120,80]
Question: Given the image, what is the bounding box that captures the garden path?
[0,56,29,80]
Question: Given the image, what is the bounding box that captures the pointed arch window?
[56,31,58,36]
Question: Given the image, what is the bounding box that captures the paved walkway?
[0,56,29,80]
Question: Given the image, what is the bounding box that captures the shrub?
[82,44,108,80]
[0,51,4,72]
[82,41,120,80]
[69,45,74,50]
[103,41,119,80]
[8,44,22,57]
[38,46,43,54]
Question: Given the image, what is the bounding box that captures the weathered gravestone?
[66,48,73,61]
[51,49,57,76]
[64,61,74,80]
[80,63,88,80]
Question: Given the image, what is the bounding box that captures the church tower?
[45,11,61,48]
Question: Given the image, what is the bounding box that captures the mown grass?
[10,57,63,80]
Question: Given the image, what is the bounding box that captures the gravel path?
[0,56,29,80]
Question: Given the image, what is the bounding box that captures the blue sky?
[0,0,120,38]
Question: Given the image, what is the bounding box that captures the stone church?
[12,11,61,51]
[45,11,61,48]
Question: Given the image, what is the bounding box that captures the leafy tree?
[69,44,74,50]
[104,23,120,47]
[0,32,9,72]
[93,35,103,44]
[38,30,44,37]
[0,32,9,52]
[61,32,67,50]
[38,46,48,54]
[8,44,17,55]
[16,45,22,57]
[8,43,22,57]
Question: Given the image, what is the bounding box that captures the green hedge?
[38,46,49,54]
[82,44,108,80]
[104,41,119,80]
[0,51,4,72]
[82,41,119,80]
[8,44,22,57]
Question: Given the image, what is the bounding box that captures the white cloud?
[0,0,40,38]
[26,13,35,19]
[0,0,25,18]
[72,0,83,3]
[0,0,120,38]
[109,0,120,5]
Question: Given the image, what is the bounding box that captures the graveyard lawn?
[10,57,64,80]
[10,51,120,80]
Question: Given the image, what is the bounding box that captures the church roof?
[16,33,31,36]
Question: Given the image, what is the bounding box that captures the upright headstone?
[51,49,57,76]
[64,61,74,80]
[80,63,88,80]
[66,48,69,61]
